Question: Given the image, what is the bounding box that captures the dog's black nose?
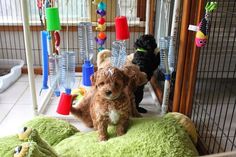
[105,90,112,96]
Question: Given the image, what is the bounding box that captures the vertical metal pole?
[20,0,39,116]
[145,0,150,34]
[170,0,181,45]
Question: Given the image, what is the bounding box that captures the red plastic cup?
[115,16,130,40]
[57,93,72,115]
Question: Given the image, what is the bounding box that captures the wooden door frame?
[172,0,205,116]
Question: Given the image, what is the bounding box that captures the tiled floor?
[0,74,161,137]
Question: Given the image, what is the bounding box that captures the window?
[0,0,142,25]
[118,0,139,21]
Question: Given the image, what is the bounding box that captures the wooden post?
[179,0,198,114]
[149,0,156,34]
[172,0,192,113]
[185,0,205,117]
[173,0,205,116]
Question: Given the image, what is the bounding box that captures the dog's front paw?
[99,135,108,141]
[133,112,142,118]
[116,127,126,136]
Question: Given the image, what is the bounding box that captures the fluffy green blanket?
[25,116,79,146]
[54,116,198,157]
[0,115,198,157]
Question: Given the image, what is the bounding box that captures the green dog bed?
[0,114,198,157]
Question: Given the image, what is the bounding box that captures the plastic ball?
[98,47,105,52]
[98,17,106,24]
[98,2,106,10]
[95,37,106,46]
[98,32,106,40]
[95,24,106,31]
[97,9,106,17]
[92,0,102,5]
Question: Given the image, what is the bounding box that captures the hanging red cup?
[115,16,130,40]
[57,93,72,115]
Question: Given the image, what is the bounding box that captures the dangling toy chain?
[195,2,217,47]
[94,1,107,52]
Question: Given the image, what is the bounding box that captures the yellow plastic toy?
[92,0,102,5]
[95,24,106,32]
[71,87,87,102]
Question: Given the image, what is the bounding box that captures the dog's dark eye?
[114,82,119,87]
[99,82,104,86]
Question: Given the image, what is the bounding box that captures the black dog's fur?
[132,35,160,113]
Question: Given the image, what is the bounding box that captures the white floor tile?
[17,76,47,105]
[0,103,15,123]
[0,105,34,137]
[0,82,28,104]
[17,74,31,82]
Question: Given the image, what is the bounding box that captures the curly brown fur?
[90,67,130,141]
[122,65,148,117]
[70,88,95,128]
[97,49,149,114]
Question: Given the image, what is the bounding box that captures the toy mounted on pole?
[188,2,217,47]
[94,1,107,52]
[37,0,76,115]
[195,2,217,47]
[38,0,62,95]
[78,0,95,87]
[111,0,130,69]
[57,0,76,115]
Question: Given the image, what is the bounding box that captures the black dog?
[132,35,160,113]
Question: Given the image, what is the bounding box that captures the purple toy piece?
[96,9,106,17]
[95,37,107,46]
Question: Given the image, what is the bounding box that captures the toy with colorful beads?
[94,1,107,52]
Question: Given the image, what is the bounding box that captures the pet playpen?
[0,0,156,114]
[0,0,235,155]
[170,0,236,155]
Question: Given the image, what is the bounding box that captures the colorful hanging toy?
[38,0,76,115]
[94,1,107,52]
[110,0,130,69]
[57,0,76,115]
[195,2,217,47]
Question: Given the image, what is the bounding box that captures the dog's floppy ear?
[122,72,129,86]
[90,72,97,86]
[136,72,148,86]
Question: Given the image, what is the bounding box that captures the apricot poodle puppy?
[90,67,130,141]
[70,65,146,129]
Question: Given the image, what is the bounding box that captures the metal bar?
[224,49,236,151]
[145,0,150,34]
[20,0,39,116]
[217,2,236,151]
[38,88,54,114]
[201,150,236,157]
[231,97,236,150]
[211,1,231,152]
[199,0,219,139]
[206,0,227,151]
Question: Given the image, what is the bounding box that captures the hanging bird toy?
[195,2,217,47]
